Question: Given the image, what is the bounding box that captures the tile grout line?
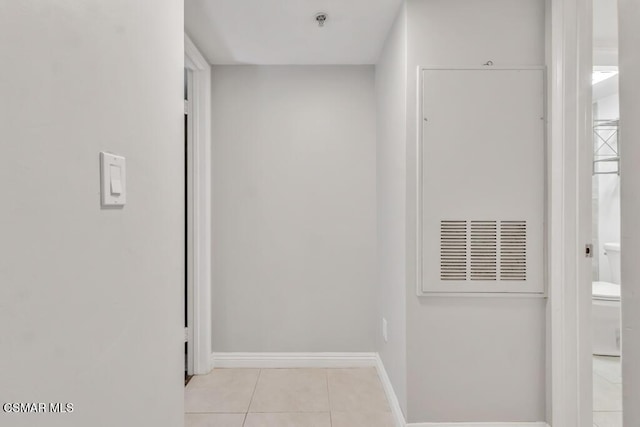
[242,368,262,427]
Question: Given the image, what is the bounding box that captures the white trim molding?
[185,34,212,375]
[375,354,407,427]
[210,352,377,369]
[407,424,549,427]
[547,0,593,425]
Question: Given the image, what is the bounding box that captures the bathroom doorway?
[591,0,622,424]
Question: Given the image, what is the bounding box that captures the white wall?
[375,3,408,416]
[618,1,640,424]
[594,0,618,49]
[403,0,547,422]
[0,2,184,427]
[210,66,377,352]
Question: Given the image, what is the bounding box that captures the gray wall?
[619,1,640,424]
[404,0,547,422]
[375,3,408,416]
[0,2,184,426]
[211,66,377,352]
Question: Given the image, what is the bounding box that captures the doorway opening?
[591,0,622,422]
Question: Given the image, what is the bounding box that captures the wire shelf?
[593,119,620,175]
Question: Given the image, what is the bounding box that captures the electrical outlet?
[382,318,388,343]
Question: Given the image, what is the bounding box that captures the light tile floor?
[185,368,394,427]
[593,355,622,427]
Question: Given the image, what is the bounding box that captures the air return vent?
[440,221,467,281]
[439,220,527,282]
[470,221,497,281]
[500,221,527,281]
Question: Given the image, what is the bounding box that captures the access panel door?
[419,68,545,295]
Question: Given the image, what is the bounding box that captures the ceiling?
[185,0,403,65]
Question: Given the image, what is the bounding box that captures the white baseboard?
[375,354,407,427]
[407,423,549,427]
[210,352,377,369]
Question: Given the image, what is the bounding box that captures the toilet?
[592,242,621,356]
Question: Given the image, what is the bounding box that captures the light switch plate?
[100,152,126,207]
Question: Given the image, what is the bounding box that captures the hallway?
[4,1,640,426]
[184,368,394,427]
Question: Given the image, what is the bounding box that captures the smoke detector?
[315,12,328,27]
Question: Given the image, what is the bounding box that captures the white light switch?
[100,152,126,206]
[110,165,122,195]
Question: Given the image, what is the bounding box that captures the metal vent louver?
[440,221,467,280]
[470,221,497,281]
[500,221,527,280]
[439,220,527,282]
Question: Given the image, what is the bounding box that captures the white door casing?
[547,0,593,424]
[185,34,212,375]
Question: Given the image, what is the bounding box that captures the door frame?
[185,34,212,375]
[547,0,593,424]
